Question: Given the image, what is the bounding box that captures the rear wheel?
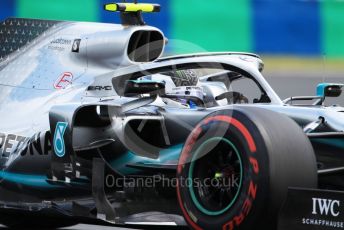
[176,107,317,230]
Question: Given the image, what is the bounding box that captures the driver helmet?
[165,70,204,108]
[137,70,205,108]
[166,86,205,108]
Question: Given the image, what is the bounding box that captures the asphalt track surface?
[0,74,343,230]
[265,74,343,105]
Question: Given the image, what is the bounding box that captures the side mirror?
[124,80,165,97]
[317,83,343,98]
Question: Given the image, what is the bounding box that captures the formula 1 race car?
[0,2,344,230]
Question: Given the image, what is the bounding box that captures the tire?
[176,107,317,230]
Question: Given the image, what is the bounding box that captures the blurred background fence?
[1,0,344,77]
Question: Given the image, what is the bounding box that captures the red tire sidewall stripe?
[176,115,257,229]
[177,179,203,230]
[202,115,257,153]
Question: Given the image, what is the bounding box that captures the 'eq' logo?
[54,72,73,89]
[53,122,68,158]
[312,198,340,217]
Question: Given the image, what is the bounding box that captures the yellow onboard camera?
[104,2,161,25]
[104,3,160,13]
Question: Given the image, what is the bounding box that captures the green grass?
[321,1,344,57]
[171,0,252,54]
[17,0,98,22]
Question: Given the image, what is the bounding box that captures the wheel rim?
[188,136,243,216]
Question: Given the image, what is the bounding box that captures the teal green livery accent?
[110,144,184,175]
[316,83,344,98]
[0,171,57,188]
[312,138,344,150]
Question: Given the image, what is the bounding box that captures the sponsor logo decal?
[301,198,343,228]
[53,122,68,158]
[48,38,73,52]
[87,85,113,91]
[279,189,344,230]
[0,133,27,157]
[239,56,255,62]
[71,39,81,53]
[312,198,340,217]
[0,132,52,157]
[54,72,73,89]
[51,38,72,45]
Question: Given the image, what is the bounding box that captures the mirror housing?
[124,80,165,97]
[317,83,344,98]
